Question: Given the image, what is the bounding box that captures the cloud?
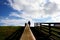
[46,12,60,22]
[8,0,59,17]
[8,0,51,19]
[0,18,34,26]
[50,0,60,4]
[0,18,27,26]
[0,0,60,26]
[50,0,60,10]
[44,2,57,14]
[8,0,45,11]
[9,12,21,17]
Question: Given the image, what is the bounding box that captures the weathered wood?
[20,24,36,40]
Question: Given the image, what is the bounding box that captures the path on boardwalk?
[20,24,36,40]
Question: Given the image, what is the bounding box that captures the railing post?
[40,23,42,30]
[49,23,51,38]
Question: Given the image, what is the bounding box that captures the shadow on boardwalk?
[5,27,51,40]
[5,27,25,40]
[30,27,51,40]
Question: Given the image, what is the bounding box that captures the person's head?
[28,21,30,23]
[25,23,27,26]
[28,21,31,26]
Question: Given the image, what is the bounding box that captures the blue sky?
[0,0,18,18]
[0,0,60,26]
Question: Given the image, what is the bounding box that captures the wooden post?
[54,23,55,27]
[49,23,51,38]
[40,23,42,30]
[35,23,37,27]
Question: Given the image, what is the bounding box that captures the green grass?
[0,26,21,40]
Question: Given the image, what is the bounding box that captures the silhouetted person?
[28,21,31,26]
[25,23,27,27]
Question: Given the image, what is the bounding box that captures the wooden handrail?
[34,23,60,39]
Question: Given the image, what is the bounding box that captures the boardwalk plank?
[20,24,36,40]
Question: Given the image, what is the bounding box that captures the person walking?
[28,21,31,26]
[25,23,27,27]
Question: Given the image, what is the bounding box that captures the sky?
[0,0,60,26]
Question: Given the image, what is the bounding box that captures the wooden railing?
[34,23,60,40]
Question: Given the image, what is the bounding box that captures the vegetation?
[0,26,21,40]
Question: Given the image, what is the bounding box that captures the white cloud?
[8,0,46,11]
[9,12,34,26]
[46,12,60,22]
[8,0,60,24]
[50,0,60,4]
[0,16,34,26]
[51,12,60,22]
[1,0,60,26]
[0,19,27,26]
[0,19,34,26]
[50,0,60,9]
[8,0,51,20]
[8,0,59,17]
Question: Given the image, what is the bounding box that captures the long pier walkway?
[20,24,36,40]
[5,24,50,40]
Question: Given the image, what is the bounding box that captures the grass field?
[0,26,21,40]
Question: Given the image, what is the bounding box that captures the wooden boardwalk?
[20,24,36,40]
